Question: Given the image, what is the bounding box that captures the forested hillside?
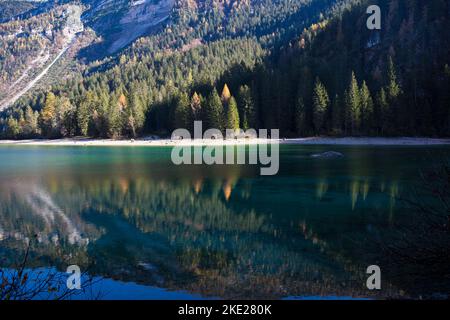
[0,0,37,22]
[0,0,449,139]
[0,3,87,112]
[251,0,450,136]
[0,4,76,88]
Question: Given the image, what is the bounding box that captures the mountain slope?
[0,3,84,111]
[80,0,175,56]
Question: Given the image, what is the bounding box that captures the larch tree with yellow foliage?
[221,84,231,105]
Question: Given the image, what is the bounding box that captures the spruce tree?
[108,92,124,138]
[23,106,39,137]
[77,91,93,136]
[40,92,57,137]
[377,88,389,135]
[204,89,224,131]
[6,116,20,138]
[384,57,402,134]
[225,96,240,130]
[387,57,401,99]
[312,78,329,134]
[128,86,147,137]
[345,72,361,134]
[58,97,76,137]
[360,81,374,134]
[174,92,192,130]
[331,95,342,135]
[295,97,306,136]
[190,92,202,120]
[237,85,256,130]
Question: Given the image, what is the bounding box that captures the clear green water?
[0,144,448,299]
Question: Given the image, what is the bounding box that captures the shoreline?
[1,137,450,147]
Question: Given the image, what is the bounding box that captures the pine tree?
[174,92,192,130]
[387,57,401,100]
[77,92,92,136]
[345,72,361,134]
[204,89,224,131]
[383,57,402,134]
[108,92,125,138]
[225,96,240,130]
[128,86,147,137]
[377,88,389,135]
[294,97,306,136]
[40,92,57,137]
[312,78,329,134]
[237,85,256,130]
[6,116,20,138]
[360,81,374,134]
[23,106,39,137]
[331,95,342,135]
[190,92,202,120]
[94,90,111,137]
[58,97,76,137]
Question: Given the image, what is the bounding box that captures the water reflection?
[0,145,441,298]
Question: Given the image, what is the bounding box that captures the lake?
[0,144,448,299]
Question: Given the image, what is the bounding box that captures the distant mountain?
[0,0,174,53]
[81,0,174,55]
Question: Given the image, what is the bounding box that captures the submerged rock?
[310,151,344,159]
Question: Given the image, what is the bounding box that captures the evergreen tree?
[294,97,306,136]
[387,57,401,100]
[6,116,20,138]
[331,94,342,135]
[360,81,374,134]
[190,92,202,121]
[377,88,389,135]
[225,96,240,130]
[77,92,92,136]
[23,106,39,137]
[93,90,111,138]
[204,89,224,131]
[39,92,57,137]
[174,92,192,130]
[128,86,147,137]
[384,57,402,134]
[345,72,361,134]
[108,92,125,138]
[58,97,76,137]
[237,85,256,130]
[312,78,330,134]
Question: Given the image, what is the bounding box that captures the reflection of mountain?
[0,180,98,247]
[0,171,403,298]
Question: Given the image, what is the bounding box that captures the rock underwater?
[310,151,344,159]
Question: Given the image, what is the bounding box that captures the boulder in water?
[310,151,344,159]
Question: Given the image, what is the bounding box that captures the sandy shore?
[1,137,450,147]
[281,137,450,145]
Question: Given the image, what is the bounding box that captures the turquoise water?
[0,144,448,299]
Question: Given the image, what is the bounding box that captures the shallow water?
[0,144,448,299]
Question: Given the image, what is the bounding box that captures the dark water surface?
[0,144,448,299]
